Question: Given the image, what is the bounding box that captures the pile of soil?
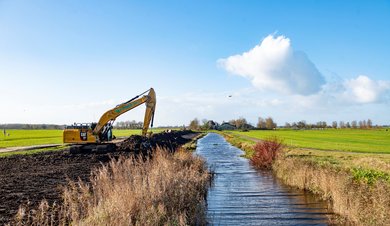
[0,130,197,225]
[117,130,197,154]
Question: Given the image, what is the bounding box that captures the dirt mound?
[117,130,196,154]
[0,130,197,225]
[0,151,129,225]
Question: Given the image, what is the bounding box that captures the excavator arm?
[93,88,156,141]
[63,88,156,145]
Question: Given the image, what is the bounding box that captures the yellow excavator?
[63,88,156,153]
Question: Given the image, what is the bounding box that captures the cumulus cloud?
[342,75,390,103]
[218,34,325,95]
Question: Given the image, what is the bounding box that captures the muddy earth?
[0,130,196,225]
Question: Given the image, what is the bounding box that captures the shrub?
[250,136,283,169]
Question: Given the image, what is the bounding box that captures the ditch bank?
[220,131,390,225]
[273,156,390,225]
[0,130,198,225]
[197,133,333,225]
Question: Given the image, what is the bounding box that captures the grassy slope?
[221,129,390,224]
[231,128,390,153]
[220,129,390,176]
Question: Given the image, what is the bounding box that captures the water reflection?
[196,133,333,226]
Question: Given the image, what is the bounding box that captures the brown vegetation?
[250,137,283,169]
[273,156,390,225]
[11,148,210,226]
[257,117,277,130]
[221,131,390,225]
[0,130,198,224]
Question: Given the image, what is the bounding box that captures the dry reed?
[12,147,210,226]
[273,156,390,225]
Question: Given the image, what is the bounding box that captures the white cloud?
[218,34,325,95]
[342,75,390,103]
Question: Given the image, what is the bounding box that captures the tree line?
[188,116,380,131]
[115,120,144,129]
[0,124,64,130]
[284,119,377,129]
[188,116,277,131]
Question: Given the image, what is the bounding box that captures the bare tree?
[265,117,277,130]
[200,119,209,130]
[367,119,373,128]
[229,119,237,128]
[292,122,297,129]
[235,117,248,130]
[257,117,266,129]
[358,121,363,129]
[351,120,357,129]
[332,121,338,129]
[339,121,346,129]
[298,120,306,129]
[316,121,327,129]
[189,118,200,131]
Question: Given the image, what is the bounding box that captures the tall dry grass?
[273,156,390,225]
[12,148,210,226]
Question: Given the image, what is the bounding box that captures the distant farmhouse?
[218,122,236,130]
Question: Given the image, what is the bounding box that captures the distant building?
[242,123,255,130]
[207,120,219,130]
[218,122,236,130]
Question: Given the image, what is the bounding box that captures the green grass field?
[230,128,390,153]
[113,128,165,137]
[0,129,164,148]
[0,130,63,148]
[221,129,390,177]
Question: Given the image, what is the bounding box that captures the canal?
[195,133,333,225]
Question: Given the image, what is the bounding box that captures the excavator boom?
[63,88,156,145]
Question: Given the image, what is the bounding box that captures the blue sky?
[1,0,389,126]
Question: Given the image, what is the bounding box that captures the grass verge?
[219,131,390,225]
[273,156,390,225]
[182,132,206,151]
[11,148,210,226]
[215,131,256,158]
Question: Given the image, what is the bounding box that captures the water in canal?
[196,133,333,225]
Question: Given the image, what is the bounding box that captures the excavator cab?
[63,123,97,143]
[99,123,114,142]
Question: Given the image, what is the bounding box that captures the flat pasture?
[0,130,63,148]
[0,129,154,148]
[231,128,390,153]
[113,128,165,137]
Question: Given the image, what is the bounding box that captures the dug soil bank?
[0,130,197,225]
